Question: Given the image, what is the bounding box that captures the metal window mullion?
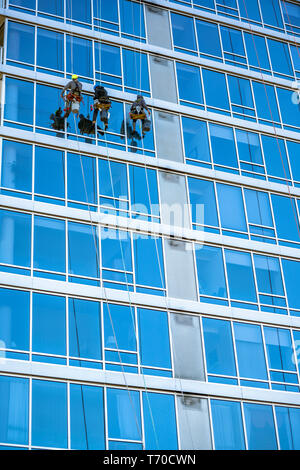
[139,389,146,449]
[240,401,249,450]
[222,246,231,306]
[207,398,216,450]
[29,376,32,449]
[261,323,272,389]
[199,315,208,382]
[67,381,71,449]
[104,386,109,449]
[230,319,240,384]
[290,325,300,386]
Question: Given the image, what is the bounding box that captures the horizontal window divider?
[1,271,300,332]
[2,18,300,91]
[4,0,300,50]
[2,63,300,144]
[1,123,300,201]
[0,355,300,406]
[2,191,300,261]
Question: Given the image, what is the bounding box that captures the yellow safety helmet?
[72,74,78,80]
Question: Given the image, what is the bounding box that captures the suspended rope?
[65,0,144,447]
[132,0,196,450]
[93,0,160,449]
[241,0,300,243]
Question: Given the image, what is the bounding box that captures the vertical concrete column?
[145,4,172,49]
[154,111,184,162]
[177,396,212,450]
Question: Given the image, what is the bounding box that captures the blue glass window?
[38,0,64,19]
[287,141,300,183]
[259,0,283,29]
[93,0,119,34]
[238,0,261,22]
[271,194,300,245]
[234,322,268,380]
[95,43,121,87]
[217,184,247,235]
[36,84,61,131]
[220,26,246,65]
[98,159,128,216]
[1,140,32,194]
[107,388,142,441]
[130,166,159,220]
[252,82,280,126]
[211,400,245,450]
[225,250,257,305]
[133,234,165,295]
[119,0,145,40]
[0,209,31,270]
[277,87,300,130]
[209,124,238,171]
[195,245,227,300]
[32,293,66,357]
[227,76,255,119]
[0,375,28,445]
[104,302,136,353]
[34,147,65,201]
[267,39,293,77]
[244,189,272,227]
[243,403,277,450]
[32,379,68,448]
[171,13,197,53]
[70,384,105,450]
[143,392,178,450]
[264,327,296,372]
[138,308,171,372]
[34,216,66,274]
[68,222,99,281]
[37,28,64,74]
[7,22,34,66]
[244,189,275,242]
[254,255,284,296]
[261,135,291,183]
[66,36,93,80]
[66,0,91,26]
[195,19,222,59]
[67,153,97,208]
[176,62,203,107]
[283,1,300,34]
[69,298,102,362]
[188,178,219,231]
[0,288,29,352]
[182,117,211,165]
[203,318,236,376]
[122,49,150,95]
[202,70,230,114]
[276,406,300,450]
[101,228,133,290]
[244,32,270,73]
[236,129,264,177]
[282,259,300,310]
[5,78,34,127]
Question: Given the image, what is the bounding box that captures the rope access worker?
[92,85,111,130]
[61,74,83,119]
[129,94,151,137]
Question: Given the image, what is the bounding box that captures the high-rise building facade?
[0,0,300,451]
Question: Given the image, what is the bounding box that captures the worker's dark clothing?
[130,96,150,136]
[92,86,111,129]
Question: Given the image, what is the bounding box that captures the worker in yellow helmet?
[61,74,83,119]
